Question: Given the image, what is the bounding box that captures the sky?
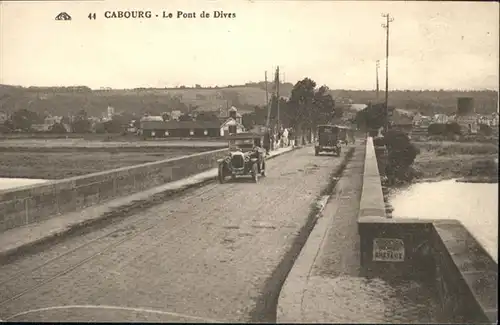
[1,0,498,90]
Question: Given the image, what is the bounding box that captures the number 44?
[88,13,96,20]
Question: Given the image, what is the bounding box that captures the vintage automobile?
[217,133,266,183]
[315,124,349,156]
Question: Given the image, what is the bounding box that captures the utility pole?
[376,60,380,100]
[265,71,271,127]
[382,13,394,133]
[275,66,280,130]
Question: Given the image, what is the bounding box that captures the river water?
[0,178,50,191]
[389,179,498,262]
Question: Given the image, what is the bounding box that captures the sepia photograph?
[0,0,498,323]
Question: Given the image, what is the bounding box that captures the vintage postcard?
[0,0,498,323]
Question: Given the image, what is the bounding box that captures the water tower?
[457,97,474,116]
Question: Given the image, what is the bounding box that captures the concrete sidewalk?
[0,146,297,263]
[277,144,440,323]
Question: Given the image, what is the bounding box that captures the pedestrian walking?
[264,130,271,155]
[289,128,295,147]
[283,128,289,147]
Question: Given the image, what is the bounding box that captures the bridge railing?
[358,136,497,324]
[0,148,229,233]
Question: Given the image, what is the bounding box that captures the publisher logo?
[55,12,72,21]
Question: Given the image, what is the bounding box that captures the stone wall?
[0,148,228,233]
[357,136,497,323]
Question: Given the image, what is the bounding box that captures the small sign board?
[373,238,405,262]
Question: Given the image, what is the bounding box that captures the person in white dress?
[282,128,289,147]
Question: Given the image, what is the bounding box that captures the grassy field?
[412,140,498,181]
[0,146,219,180]
[0,138,227,149]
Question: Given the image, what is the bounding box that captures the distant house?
[140,120,221,138]
[411,113,432,136]
[492,112,499,127]
[412,112,432,127]
[44,116,63,125]
[432,114,449,124]
[454,109,479,135]
[219,106,244,136]
[456,115,479,134]
[478,113,499,127]
[31,124,51,132]
[140,115,163,122]
[390,111,413,134]
[170,110,182,121]
[349,103,368,111]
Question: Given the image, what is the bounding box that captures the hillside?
[330,89,498,116]
[0,83,497,118]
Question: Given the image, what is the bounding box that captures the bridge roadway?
[0,146,347,323]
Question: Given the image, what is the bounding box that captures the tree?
[268,94,290,126]
[8,109,42,131]
[428,123,448,136]
[312,85,336,126]
[1,121,13,133]
[103,119,124,133]
[178,114,193,121]
[287,78,316,126]
[196,112,219,122]
[479,123,493,136]
[71,109,91,133]
[242,112,256,130]
[286,78,317,142]
[48,122,67,134]
[162,112,171,121]
[3,120,14,132]
[382,130,419,183]
[445,122,462,136]
[354,102,387,131]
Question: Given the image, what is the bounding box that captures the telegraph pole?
[382,13,394,133]
[376,60,380,100]
[265,71,271,127]
[276,66,280,130]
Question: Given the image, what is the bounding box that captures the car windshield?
[229,139,255,151]
[318,126,338,134]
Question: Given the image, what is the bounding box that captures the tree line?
[0,108,138,134]
[241,78,342,136]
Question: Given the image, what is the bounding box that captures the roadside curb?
[0,146,299,265]
[248,146,355,323]
[273,146,356,323]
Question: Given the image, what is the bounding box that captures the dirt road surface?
[0,146,347,323]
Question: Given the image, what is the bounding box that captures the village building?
[478,112,499,127]
[219,106,244,136]
[170,110,182,121]
[31,115,71,132]
[140,120,221,138]
[139,106,246,138]
[411,112,433,136]
[390,110,414,134]
[432,113,449,124]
